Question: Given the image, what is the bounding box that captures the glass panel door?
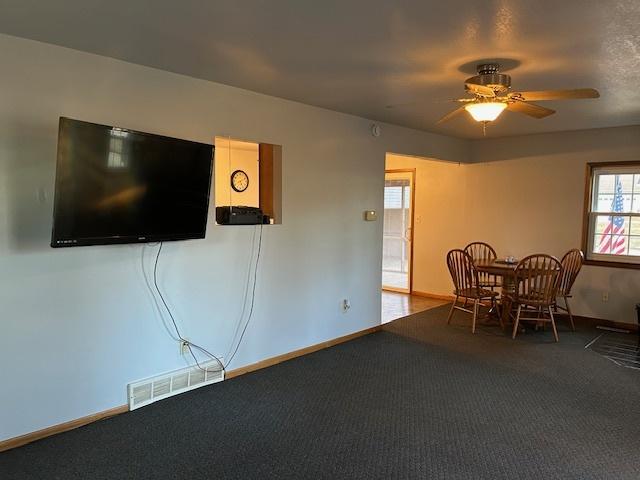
[382,171,414,292]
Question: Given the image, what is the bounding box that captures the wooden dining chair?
[446,249,500,333]
[464,242,501,290]
[553,249,584,331]
[508,254,563,342]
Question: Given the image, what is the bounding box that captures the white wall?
[385,154,465,295]
[0,34,469,442]
[468,126,640,325]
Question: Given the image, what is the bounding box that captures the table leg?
[500,275,515,327]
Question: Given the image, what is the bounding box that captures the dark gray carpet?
[2,305,640,479]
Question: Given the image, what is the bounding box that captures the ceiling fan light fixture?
[464,101,507,122]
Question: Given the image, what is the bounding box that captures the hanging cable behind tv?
[146,224,264,373]
[153,242,224,373]
[224,224,264,368]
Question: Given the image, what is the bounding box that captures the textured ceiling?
[0,0,639,138]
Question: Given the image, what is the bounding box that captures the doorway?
[382,170,415,293]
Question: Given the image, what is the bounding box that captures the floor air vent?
[128,359,224,410]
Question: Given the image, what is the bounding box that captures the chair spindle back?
[446,249,479,296]
[464,242,497,286]
[556,249,584,296]
[514,254,562,306]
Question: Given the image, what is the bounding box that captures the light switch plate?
[364,210,377,221]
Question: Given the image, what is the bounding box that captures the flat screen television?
[51,117,213,247]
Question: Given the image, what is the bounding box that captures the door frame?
[382,168,416,294]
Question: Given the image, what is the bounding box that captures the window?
[107,129,128,168]
[583,162,640,267]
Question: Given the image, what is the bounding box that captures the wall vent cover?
[127,359,224,410]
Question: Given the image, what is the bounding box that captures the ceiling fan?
[437,63,599,132]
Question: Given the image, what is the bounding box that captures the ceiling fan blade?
[436,106,466,124]
[465,83,495,97]
[510,88,600,102]
[507,100,555,119]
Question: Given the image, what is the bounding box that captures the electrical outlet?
[342,299,351,312]
[602,292,609,303]
[180,340,190,355]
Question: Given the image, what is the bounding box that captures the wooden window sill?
[584,259,640,270]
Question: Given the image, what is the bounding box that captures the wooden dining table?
[474,259,519,326]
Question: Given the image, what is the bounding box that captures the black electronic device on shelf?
[216,206,266,225]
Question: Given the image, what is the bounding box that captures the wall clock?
[230,169,249,192]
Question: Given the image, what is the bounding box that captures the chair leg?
[564,296,575,331]
[512,304,522,339]
[548,306,559,342]
[472,299,479,334]
[447,296,458,325]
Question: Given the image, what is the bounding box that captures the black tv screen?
[51,118,213,247]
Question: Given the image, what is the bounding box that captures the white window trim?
[584,163,640,267]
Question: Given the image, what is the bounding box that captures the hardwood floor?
[381,291,448,324]
[381,270,409,290]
